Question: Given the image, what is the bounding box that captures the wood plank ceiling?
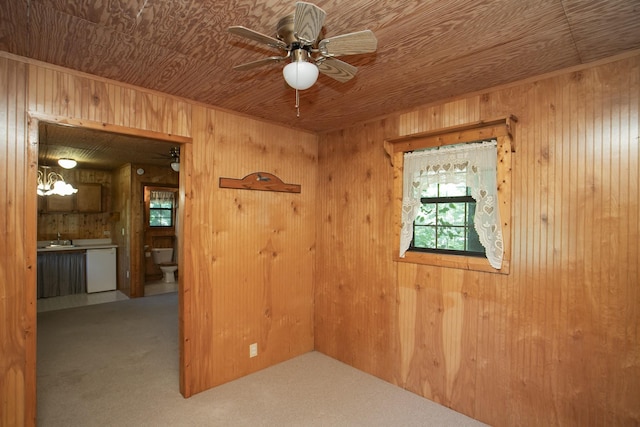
[2,0,639,135]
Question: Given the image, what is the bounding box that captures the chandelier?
[37,165,78,196]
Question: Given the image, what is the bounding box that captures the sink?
[44,240,74,248]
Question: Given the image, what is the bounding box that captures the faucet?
[57,232,61,240]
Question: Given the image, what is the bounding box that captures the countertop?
[37,238,118,253]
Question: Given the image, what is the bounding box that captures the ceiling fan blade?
[317,58,358,83]
[233,56,287,71]
[293,2,326,44]
[228,26,287,50]
[318,30,378,56]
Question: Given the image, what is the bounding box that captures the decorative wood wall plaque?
[219,172,301,193]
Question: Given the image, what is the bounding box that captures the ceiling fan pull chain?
[295,88,301,117]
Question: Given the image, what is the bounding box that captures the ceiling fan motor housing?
[277,14,297,45]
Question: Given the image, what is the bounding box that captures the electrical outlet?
[249,343,258,358]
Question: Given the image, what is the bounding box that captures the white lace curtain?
[150,190,175,206]
[400,140,503,269]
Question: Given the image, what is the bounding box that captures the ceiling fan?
[169,147,180,172]
[152,147,180,171]
[228,1,377,92]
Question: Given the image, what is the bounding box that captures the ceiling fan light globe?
[171,162,180,172]
[283,61,319,90]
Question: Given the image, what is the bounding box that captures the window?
[149,190,175,227]
[384,117,515,274]
[401,139,502,268]
[412,182,484,256]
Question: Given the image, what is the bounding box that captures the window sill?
[395,250,510,275]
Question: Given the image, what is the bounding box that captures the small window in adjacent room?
[149,190,175,227]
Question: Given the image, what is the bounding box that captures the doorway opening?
[143,185,180,296]
[35,120,187,301]
[31,114,192,416]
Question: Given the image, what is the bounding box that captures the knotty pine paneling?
[111,164,131,296]
[0,56,36,426]
[28,63,192,137]
[182,106,317,395]
[315,119,399,381]
[316,54,639,426]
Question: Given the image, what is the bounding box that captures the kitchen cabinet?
[76,183,102,212]
[45,193,76,212]
[42,183,102,213]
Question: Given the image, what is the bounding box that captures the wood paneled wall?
[1,52,317,425]
[316,55,640,426]
[27,64,192,136]
[314,119,399,378]
[111,164,131,296]
[181,106,316,395]
[0,54,36,427]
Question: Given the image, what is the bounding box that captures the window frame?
[149,200,174,227]
[145,187,178,230]
[384,117,515,274]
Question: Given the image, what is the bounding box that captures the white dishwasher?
[86,248,117,293]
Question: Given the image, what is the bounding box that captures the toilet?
[151,248,178,283]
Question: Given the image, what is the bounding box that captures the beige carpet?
[37,293,487,426]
